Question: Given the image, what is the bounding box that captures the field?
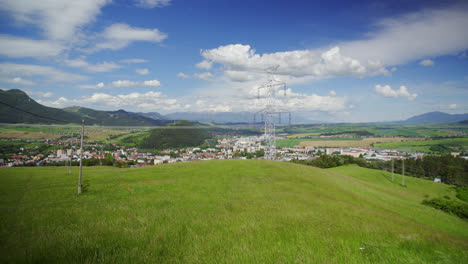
[281,123,468,138]
[1,160,467,263]
[296,137,423,148]
[0,125,139,141]
[276,137,362,148]
[373,138,468,152]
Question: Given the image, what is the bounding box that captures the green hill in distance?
[64,106,167,126]
[0,89,83,124]
[139,120,211,149]
[1,160,467,263]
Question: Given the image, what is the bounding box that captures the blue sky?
[0,0,467,122]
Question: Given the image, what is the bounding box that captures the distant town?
[2,135,466,168]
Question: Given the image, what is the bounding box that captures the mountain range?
[401,111,468,124]
[1,89,467,125]
[0,89,168,126]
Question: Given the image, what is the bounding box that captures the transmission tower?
[254,66,290,160]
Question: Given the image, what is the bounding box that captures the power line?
[0,100,70,124]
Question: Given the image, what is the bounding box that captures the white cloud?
[120,58,148,64]
[64,58,120,73]
[111,80,161,87]
[196,60,213,70]
[79,80,161,89]
[0,35,63,58]
[40,91,181,111]
[35,91,53,98]
[201,44,368,79]
[224,70,255,82]
[135,68,149,75]
[340,6,468,66]
[375,84,418,101]
[0,0,110,41]
[328,90,336,97]
[193,72,214,81]
[95,23,167,51]
[134,0,171,9]
[449,103,457,109]
[419,59,435,66]
[79,82,105,89]
[177,72,189,79]
[2,77,36,86]
[0,62,87,82]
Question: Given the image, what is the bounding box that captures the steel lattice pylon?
[255,68,288,160]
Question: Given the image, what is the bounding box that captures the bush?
[422,197,468,219]
[456,187,468,202]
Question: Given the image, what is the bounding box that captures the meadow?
[1,160,467,263]
[373,138,468,153]
[0,125,138,141]
[295,137,423,148]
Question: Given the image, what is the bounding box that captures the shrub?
[422,197,468,219]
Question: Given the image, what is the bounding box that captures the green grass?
[374,138,468,153]
[276,138,362,148]
[1,161,467,263]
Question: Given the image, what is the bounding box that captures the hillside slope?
[0,89,84,124]
[64,106,167,126]
[138,120,211,149]
[0,161,467,263]
[0,89,165,126]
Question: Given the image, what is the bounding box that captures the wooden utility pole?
[391,159,394,182]
[402,158,405,186]
[78,120,84,194]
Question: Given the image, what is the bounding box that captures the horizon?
[1,0,467,123]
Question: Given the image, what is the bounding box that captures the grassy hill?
[0,89,84,124]
[138,120,211,149]
[64,106,166,126]
[1,161,467,263]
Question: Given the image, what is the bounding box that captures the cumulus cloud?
[0,0,110,41]
[120,58,148,64]
[340,6,468,66]
[0,62,87,82]
[39,91,181,111]
[449,103,457,109]
[64,58,120,73]
[375,84,418,101]
[0,35,63,58]
[135,68,149,75]
[177,72,189,79]
[95,23,167,51]
[196,60,213,70]
[224,70,255,82]
[177,72,190,79]
[194,72,214,81]
[79,80,161,89]
[112,80,161,87]
[134,0,171,9]
[419,59,435,66]
[200,45,369,80]
[328,90,336,97]
[79,82,105,89]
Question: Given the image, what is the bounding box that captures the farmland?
[1,160,467,263]
[295,137,424,148]
[373,138,468,153]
